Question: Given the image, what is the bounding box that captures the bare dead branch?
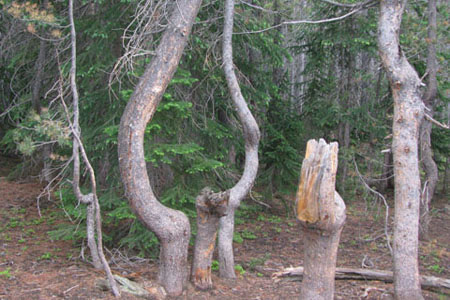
[425,113,450,129]
[353,157,392,254]
[68,0,119,296]
[234,1,377,35]
[319,0,377,8]
[239,0,278,13]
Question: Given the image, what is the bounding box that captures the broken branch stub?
[191,188,230,290]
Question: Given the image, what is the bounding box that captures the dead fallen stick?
[272,266,450,293]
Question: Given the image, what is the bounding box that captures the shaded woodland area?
[0,0,449,299]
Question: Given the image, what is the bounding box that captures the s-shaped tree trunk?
[218,0,261,279]
[117,0,202,296]
[378,1,424,299]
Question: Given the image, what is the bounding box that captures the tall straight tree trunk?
[117,0,202,296]
[218,0,261,278]
[419,0,438,241]
[378,1,424,299]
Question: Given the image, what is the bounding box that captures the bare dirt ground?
[0,157,448,299]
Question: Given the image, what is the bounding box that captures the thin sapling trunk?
[218,0,261,279]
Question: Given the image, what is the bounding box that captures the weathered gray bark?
[191,188,229,290]
[117,0,202,296]
[68,0,101,271]
[378,1,424,299]
[273,266,450,292]
[68,0,119,297]
[295,139,346,300]
[419,0,438,241]
[218,0,261,279]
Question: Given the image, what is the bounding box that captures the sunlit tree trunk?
[378,1,424,299]
[117,0,202,296]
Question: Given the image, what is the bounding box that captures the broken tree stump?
[191,187,229,290]
[295,139,346,300]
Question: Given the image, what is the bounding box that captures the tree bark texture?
[295,139,346,300]
[86,201,101,268]
[191,188,229,290]
[419,0,438,241]
[117,0,202,296]
[219,0,261,279]
[378,1,424,299]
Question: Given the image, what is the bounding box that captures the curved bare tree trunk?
[218,0,261,279]
[419,0,438,241]
[378,1,424,299]
[117,0,202,296]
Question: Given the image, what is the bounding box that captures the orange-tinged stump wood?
[295,139,346,300]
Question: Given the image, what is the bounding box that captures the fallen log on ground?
[272,266,450,293]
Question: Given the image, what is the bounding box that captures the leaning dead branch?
[68,0,119,296]
[234,0,377,35]
[424,113,450,130]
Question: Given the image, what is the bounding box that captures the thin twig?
[239,0,278,13]
[425,113,450,129]
[63,284,79,295]
[319,0,377,8]
[249,190,271,209]
[234,4,374,35]
[353,158,392,255]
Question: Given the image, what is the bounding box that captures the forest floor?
[0,156,449,300]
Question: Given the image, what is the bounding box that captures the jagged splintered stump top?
[295,139,345,232]
[295,139,346,300]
